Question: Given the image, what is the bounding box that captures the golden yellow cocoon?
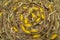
[20,14,24,21]
[23,6,27,9]
[51,34,57,40]
[40,7,44,12]
[21,25,31,34]
[48,4,53,12]
[33,7,38,10]
[21,25,25,31]
[31,13,36,18]
[31,29,38,33]
[10,17,13,21]
[29,7,38,13]
[37,13,40,17]
[23,7,27,9]
[13,6,17,11]
[13,27,18,32]
[35,18,40,23]
[25,23,32,27]
[24,30,31,34]
[41,14,45,19]
[32,34,40,38]
[0,12,2,17]
[29,8,33,13]
[48,4,52,8]
[24,18,29,23]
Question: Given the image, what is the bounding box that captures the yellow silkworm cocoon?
[13,7,17,11]
[29,7,38,13]
[41,14,45,19]
[21,25,31,34]
[29,8,33,13]
[31,13,36,18]
[13,27,18,32]
[23,5,27,9]
[37,13,40,17]
[33,7,38,10]
[20,14,24,21]
[48,4,53,12]
[21,25,25,31]
[35,18,40,23]
[24,30,31,34]
[51,34,57,40]
[24,18,29,23]
[40,7,44,12]
[32,34,40,38]
[23,6,27,9]
[0,12,2,17]
[31,29,38,33]
[48,4,52,8]
[25,23,32,27]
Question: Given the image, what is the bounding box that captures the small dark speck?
[49,0,52,2]
[0,36,2,38]
[56,10,59,13]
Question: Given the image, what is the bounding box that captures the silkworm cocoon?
[32,34,40,38]
[35,18,40,23]
[13,27,18,32]
[51,34,57,40]
[20,14,24,21]
[21,25,31,34]
[25,23,32,27]
[31,29,38,33]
